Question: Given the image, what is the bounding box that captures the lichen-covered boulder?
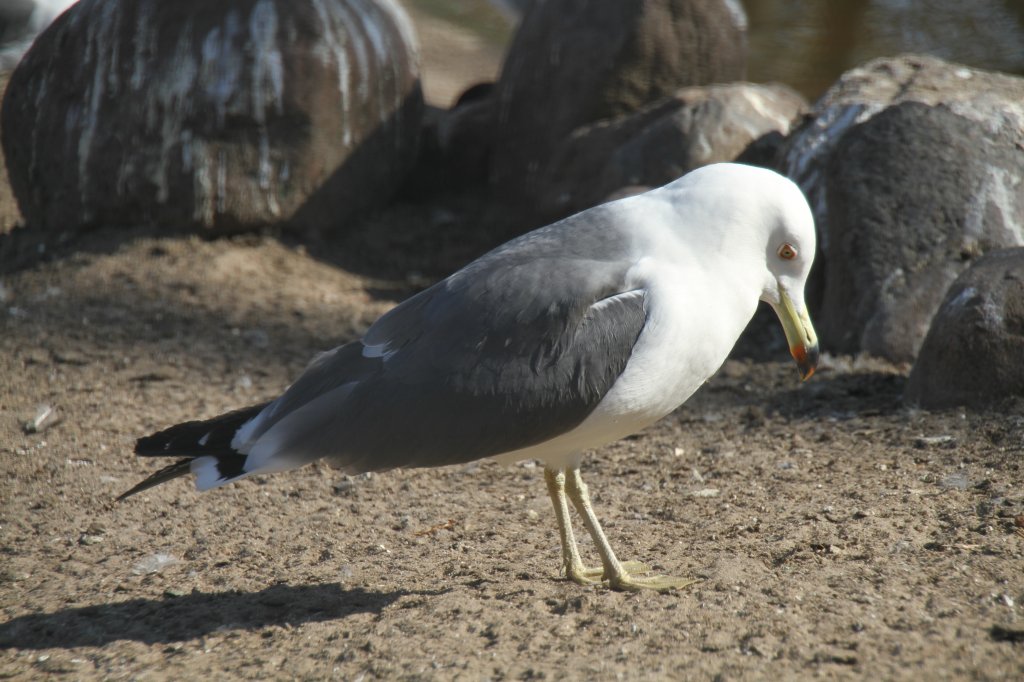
[491,0,747,198]
[539,82,806,217]
[905,248,1024,409]
[1,0,422,238]
[780,55,1024,362]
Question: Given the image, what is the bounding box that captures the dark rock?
[540,82,806,217]
[780,55,1024,362]
[905,248,1024,409]
[491,0,747,199]
[405,84,496,198]
[1,0,422,241]
[822,101,1024,361]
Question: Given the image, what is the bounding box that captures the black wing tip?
[124,402,269,500]
[116,459,193,502]
[133,417,214,456]
[133,402,270,458]
[134,432,170,456]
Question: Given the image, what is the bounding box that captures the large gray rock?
[491,0,747,199]
[539,82,806,217]
[781,55,1024,362]
[905,248,1024,409]
[1,0,422,239]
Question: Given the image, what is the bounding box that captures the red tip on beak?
[791,342,819,381]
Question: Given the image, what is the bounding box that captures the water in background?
[411,0,1024,101]
[744,0,1024,98]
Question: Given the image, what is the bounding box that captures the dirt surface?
[2,7,1024,682]
[2,230,1023,681]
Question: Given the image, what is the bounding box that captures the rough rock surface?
[539,82,806,217]
[1,0,422,238]
[491,0,747,198]
[905,248,1024,409]
[779,55,1024,362]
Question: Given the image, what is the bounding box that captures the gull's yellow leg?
[565,466,699,592]
[544,467,598,585]
[544,467,650,585]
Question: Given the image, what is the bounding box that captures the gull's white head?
[668,163,820,379]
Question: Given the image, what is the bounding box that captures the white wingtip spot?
[191,456,227,491]
[360,341,395,359]
[197,433,211,447]
[231,415,262,452]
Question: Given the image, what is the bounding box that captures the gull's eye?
[777,243,798,260]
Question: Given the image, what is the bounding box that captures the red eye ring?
[778,243,798,260]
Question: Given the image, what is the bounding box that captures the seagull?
[119,162,819,591]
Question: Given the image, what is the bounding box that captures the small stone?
[132,553,179,575]
[914,435,956,449]
[940,473,970,490]
[333,478,356,495]
[692,488,720,498]
[242,328,270,348]
[34,655,83,674]
[23,404,60,434]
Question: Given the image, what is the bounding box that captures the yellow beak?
[772,290,819,381]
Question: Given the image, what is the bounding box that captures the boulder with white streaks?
[1,0,423,238]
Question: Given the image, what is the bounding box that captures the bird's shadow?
[0,582,438,649]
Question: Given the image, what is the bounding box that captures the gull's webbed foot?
[563,560,651,586]
[606,571,699,593]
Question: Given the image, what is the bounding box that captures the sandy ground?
[2,6,1024,682]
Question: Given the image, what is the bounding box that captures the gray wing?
[250,210,648,472]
